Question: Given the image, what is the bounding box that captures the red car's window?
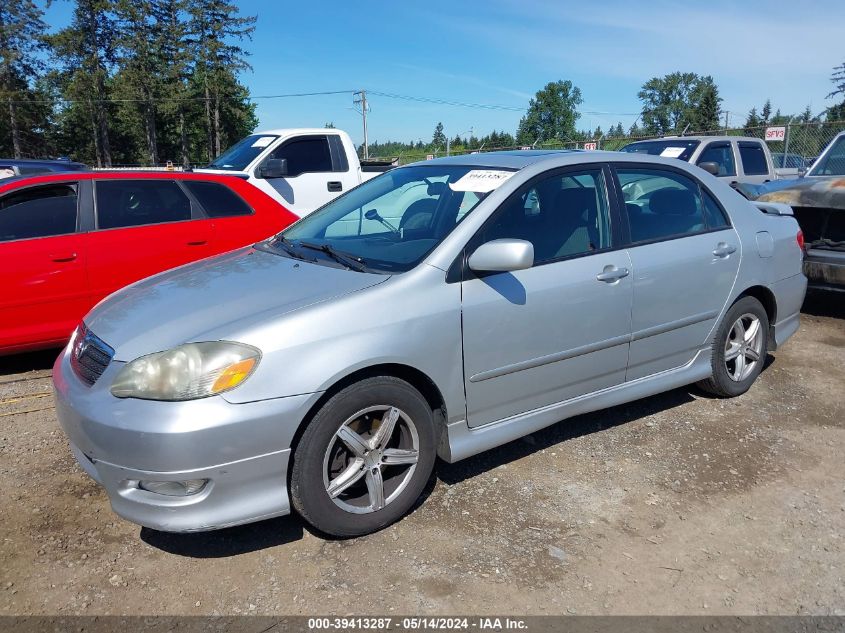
[0,183,78,242]
[96,180,191,229]
[184,181,253,218]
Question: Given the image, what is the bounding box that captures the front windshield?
[809,135,845,176]
[620,140,700,161]
[207,134,279,170]
[270,165,498,273]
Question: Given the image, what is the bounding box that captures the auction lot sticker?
[449,170,515,193]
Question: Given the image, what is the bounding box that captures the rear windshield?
[619,140,700,162]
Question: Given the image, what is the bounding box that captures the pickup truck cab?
[620,135,778,185]
[195,128,384,217]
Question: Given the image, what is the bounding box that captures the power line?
[3,86,643,118]
[5,89,358,105]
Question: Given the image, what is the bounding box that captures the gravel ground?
[0,292,843,616]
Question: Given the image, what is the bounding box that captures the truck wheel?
[290,376,436,537]
[698,296,769,398]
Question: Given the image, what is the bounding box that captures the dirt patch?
[1,295,843,616]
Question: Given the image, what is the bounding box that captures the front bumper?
[53,346,320,532]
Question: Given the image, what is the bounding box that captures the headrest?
[649,188,697,215]
[427,181,448,196]
[554,187,597,219]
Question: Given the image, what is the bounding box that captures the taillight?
[796,229,805,251]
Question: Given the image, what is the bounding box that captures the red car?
[1,171,297,354]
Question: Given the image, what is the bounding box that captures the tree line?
[368,67,845,159]
[0,0,256,166]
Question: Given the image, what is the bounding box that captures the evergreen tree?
[0,0,49,158]
[114,0,162,164]
[745,106,761,130]
[152,0,193,167]
[186,0,256,160]
[50,0,116,166]
[761,99,772,124]
[431,122,445,149]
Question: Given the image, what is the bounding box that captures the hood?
[756,176,845,210]
[85,248,388,361]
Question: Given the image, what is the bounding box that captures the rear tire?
[698,296,769,398]
[290,376,436,537]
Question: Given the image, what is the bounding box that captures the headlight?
[110,342,260,401]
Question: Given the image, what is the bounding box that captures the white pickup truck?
[195,128,390,217]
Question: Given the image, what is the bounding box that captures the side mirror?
[468,239,534,273]
[698,161,720,176]
[259,158,287,179]
[798,166,807,178]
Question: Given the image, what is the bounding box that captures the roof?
[407,149,589,170]
[254,127,342,137]
[0,169,252,192]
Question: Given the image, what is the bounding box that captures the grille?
[70,325,114,386]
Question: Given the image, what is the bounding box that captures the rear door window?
[616,168,708,243]
[696,142,736,177]
[738,142,769,176]
[183,181,253,218]
[96,180,192,229]
[0,183,78,242]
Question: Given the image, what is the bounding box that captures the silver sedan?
[54,150,807,537]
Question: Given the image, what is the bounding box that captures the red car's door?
[0,181,89,353]
[86,178,213,304]
[180,178,297,253]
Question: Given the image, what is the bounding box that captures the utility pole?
[353,90,369,159]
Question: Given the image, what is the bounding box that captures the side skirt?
[439,350,712,463]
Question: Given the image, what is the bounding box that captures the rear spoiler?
[753,201,794,216]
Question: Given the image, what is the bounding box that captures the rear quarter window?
[184,181,253,218]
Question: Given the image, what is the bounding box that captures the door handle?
[327,181,343,192]
[186,240,208,246]
[50,252,77,262]
[596,265,630,283]
[713,242,737,258]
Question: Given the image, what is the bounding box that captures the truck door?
[252,134,352,217]
[737,140,774,184]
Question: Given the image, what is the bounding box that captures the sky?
[42,0,845,147]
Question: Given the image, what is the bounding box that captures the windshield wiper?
[298,240,367,272]
[270,236,317,262]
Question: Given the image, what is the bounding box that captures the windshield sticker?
[449,170,515,193]
[659,147,686,158]
[251,136,275,148]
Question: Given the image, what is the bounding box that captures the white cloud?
[438,0,843,116]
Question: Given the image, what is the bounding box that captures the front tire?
[290,376,436,537]
[698,296,769,397]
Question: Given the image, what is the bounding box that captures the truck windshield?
[619,140,700,161]
[207,134,279,171]
[267,165,497,273]
[808,135,845,176]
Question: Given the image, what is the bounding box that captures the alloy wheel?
[321,405,420,514]
[724,313,763,382]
